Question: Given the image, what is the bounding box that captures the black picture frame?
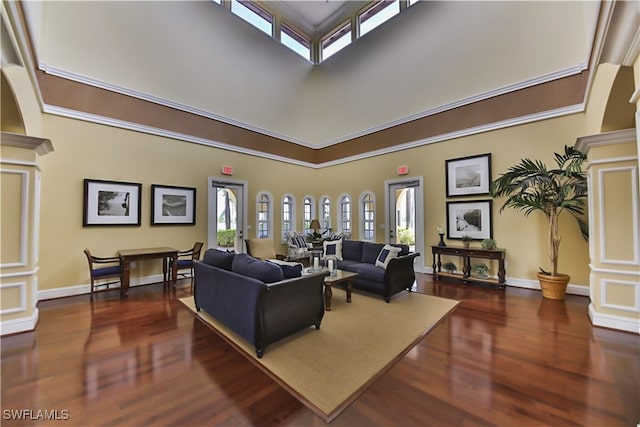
[446,200,493,240]
[445,153,492,197]
[83,179,142,226]
[151,184,196,226]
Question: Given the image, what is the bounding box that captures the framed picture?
[83,179,142,226]
[445,153,492,197]
[151,184,196,225]
[446,200,493,240]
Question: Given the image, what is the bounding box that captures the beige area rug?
[180,290,459,422]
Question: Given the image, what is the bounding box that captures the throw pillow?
[375,244,402,269]
[232,253,284,283]
[202,249,235,271]
[267,260,303,279]
[291,232,307,248]
[323,239,343,260]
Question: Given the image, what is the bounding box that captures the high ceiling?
[16,0,635,165]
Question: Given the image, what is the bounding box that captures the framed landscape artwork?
[83,179,142,226]
[446,200,493,240]
[445,153,492,197]
[151,184,196,225]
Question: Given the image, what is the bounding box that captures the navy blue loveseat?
[194,249,327,358]
[336,240,420,302]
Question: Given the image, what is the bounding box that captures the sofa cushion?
[232,253,284,283]
[361,242,385,264]
[343,262,385,283]
[246,238,277,260]
[323,239,343,260]
[341,239,363,262]
[203,249,235,271]
[267,259,303,279]
[375,244,402,269]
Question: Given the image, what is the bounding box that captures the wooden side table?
[431,245,506,289]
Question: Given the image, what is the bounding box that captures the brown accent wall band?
[36,69,588,165]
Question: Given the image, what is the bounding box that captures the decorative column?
[1,132,53,335]
[576,128,639,333]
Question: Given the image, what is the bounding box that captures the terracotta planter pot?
[536,272,570,300]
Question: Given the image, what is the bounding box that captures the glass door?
[385,178,425,272]
[208,178,246,253]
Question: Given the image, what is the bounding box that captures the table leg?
[346,281,352,303]
[121,259,130,298]
[162,257,168,287]
[324,283,332,311]
[171,254,178,287]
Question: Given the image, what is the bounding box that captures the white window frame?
[302,196,315,235]
[360,192,376,241]
[319,195,332,233]
[256,191,272,239]
[281,194,296,242]
[337,193,352,235]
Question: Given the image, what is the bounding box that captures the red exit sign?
[221,165,233,175]
[397,165,409,175]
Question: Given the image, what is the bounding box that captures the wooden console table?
[118,247,178,298]
[431,245,506,289]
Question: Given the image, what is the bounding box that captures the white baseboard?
[589,304,640,334]
[37,274,167,301]
[423,268,590,297]
[0,308,39,335]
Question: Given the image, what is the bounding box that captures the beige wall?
[36,110,591,292]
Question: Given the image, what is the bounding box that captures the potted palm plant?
[490,145,588,299]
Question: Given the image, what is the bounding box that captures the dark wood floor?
[2,275,638,426]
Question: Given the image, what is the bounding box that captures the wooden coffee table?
[323,270,358,311]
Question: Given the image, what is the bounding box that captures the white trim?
[385,177,425,274]
[315,104,585,168]
[320,65,588,148]
[281,193,297,242]
[0,169,28,268]
[589,304,640,334]
[255,191,274,239]
[42,105,320,168]
[36,274,167,301]
[0,132,53,155]
[358,191,376,242]
[422,270,590,296]
[588,169,595,262]
[0,309,38,336]
[38,62,587,149]
[0,159,40,169]
[33,173,41,265]
[588,156,639,166]
[0,267,38,279]
[0,281,27,314]
[589,264,640,276]
[601,278,640,313]
[42,102,586,170]
[598,166,640,265]
[575,128,637,152]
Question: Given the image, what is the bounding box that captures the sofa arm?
[257,271,327,354]
[193,261,264,344]
[383,252,420,302]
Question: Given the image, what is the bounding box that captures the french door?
[385,178,425,273]
[208,178,247,253]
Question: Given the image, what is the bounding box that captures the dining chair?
[83,249,123,300]
[174,242,204,292]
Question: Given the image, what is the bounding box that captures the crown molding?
[41,104,319,168]
[38,61,587,150]
[575,128,637,152]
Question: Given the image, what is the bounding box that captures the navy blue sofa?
[337,240,420,302]
[193,249,327,358]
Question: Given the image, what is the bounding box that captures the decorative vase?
[536,272,570,300]
[463,241,470,248]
